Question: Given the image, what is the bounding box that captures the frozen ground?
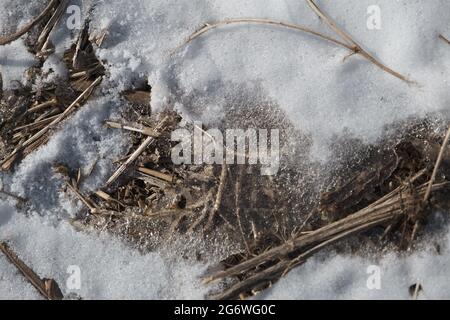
[1,0,450,299]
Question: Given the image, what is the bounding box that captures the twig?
[106,121,161,137]
[94,190,126,207]
[14,114,60,132]
[147,195,211,218]
[305,0,413,83]
[90,29,107,47]
[206,164,228,230]
[70,71,88,79]
[439,34,450,46]
[412,283,422,300]
[235,166,251,255]
[105,116,169,186]
[137,167,173,183]
[137,173,169,189]
[408,220,420,251]
[305,0,356,48]
[1,77,102,169]
[76,168,82,187]
[0,189,27,202]
[27,98,58,113]
[23,135,48,156]
[0,0,58,45]
[0,241,63,300]
[36,0,69,54]
[85,156,99,178]
[65,181,99,214]
[379,224,393,241]
[423,126,450,203]
[73,20,90,70]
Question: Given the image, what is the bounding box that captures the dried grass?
[202,125,450,299]
[0,0,58,46]
[174,0,413,83]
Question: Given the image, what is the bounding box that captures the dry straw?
[174,0,414,84]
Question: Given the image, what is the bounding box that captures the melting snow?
[1,0,450,299]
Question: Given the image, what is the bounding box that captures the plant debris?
[175,0,414,84]
[2,0,450,301]
[200,124,450,299]
[0,12,104,170]
[0,0,59,46]
[0,241,64,300]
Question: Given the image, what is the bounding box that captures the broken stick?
[0,0,59,46]
[36,0,69,54]
[105,121,160,137]
[0,241,63,300]
[105,116,169,186]
[439,34,450,46]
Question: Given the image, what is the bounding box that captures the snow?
[90,0,450,158]
[0,200,208,299]
[260,231,450,299]
[1,0,450,299]
[0,1,45,89]
[0,40,37,90]
[5,94,128,219]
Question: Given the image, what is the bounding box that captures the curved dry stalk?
[174,18,353,54]
[305,0,413,84]
[0,0,58,46]
[175,8,412,84]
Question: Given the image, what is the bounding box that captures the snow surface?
[0,40,36,90]
[1,0,450,299]
[91,0,450,158]
[0,1,42,89]
[260,216,450,300]
[0,200,208,299]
